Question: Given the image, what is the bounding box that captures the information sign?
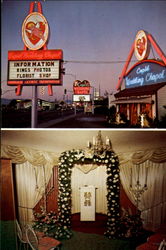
[7,49,63,86]
[73,94,91,102]
[8,60,60,80]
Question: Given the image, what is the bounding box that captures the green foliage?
[58,149,120,240]
[33,207,59,237]
[117,212,143,238]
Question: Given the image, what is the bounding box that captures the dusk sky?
[1,0,166,102]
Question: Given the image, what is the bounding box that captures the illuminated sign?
[73,80,90,95]
[134,30,150,61]
[8,60,60,80]
[22,12,49,50]
[73,94,91,102]
[7,50,63,86]
[125,60,166,88]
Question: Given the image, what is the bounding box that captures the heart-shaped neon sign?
[22,12,49,50]
[136,36,146,56]
[25,21,46,45]
[134,30,150,61]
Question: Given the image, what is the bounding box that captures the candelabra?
[86,130,112,156]
[129,165,148,209]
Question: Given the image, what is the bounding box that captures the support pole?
[31,86,38,128]
[116,42,135,90]
[92,87,94,115]
[147,34,166,65]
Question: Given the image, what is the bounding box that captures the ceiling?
[1,129,166,156]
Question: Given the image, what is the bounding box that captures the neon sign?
[134,30,150,61]
[22,12,49,50]
[73,80,91,95]
[7,50,63,86]
[125,60,166,88]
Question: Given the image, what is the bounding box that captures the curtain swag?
[1,145,59,167]
[131,147,166,164]
[1,145,166,167]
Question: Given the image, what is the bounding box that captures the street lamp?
[90,86,95,115]
[65,73,76,81]
[1,89,15,96]
[64,73,77,113]
[1,80,15,96]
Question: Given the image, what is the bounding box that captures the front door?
[129,103,138,125]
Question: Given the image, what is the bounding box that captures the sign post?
[31,85,38,128]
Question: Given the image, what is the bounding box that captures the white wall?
[157,85,166,120]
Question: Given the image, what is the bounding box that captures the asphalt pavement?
[38,112,108,128]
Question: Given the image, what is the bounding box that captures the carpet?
[61,231,133,250]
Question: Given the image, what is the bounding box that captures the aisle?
[71,213,107,235]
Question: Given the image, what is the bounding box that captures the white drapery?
[119,147,166,232]
[71,164,107,214]
[1,145,58,225]
[15,162,36,225]
[15,161,53,226]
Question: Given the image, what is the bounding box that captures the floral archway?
[55,149,120,239]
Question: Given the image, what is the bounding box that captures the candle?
[106,136,110,145]
[137,165,140,185]
[130,167,132,188]
[87,141,90,148]
[144,166,148,187]
[93,136,96,145]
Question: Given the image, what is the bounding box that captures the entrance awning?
[111,96,152,104]
[114,82,166,98]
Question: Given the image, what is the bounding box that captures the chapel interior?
[1,129,166,250]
